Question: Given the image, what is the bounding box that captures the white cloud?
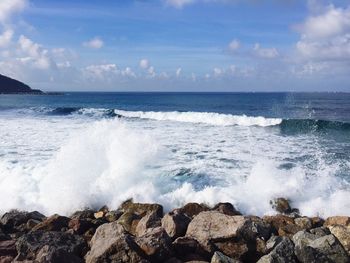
[296,4,350,60]
[213,67,224,77]
[121,67,136,78]
[0,29,13,48]
[83,37,104,49]
[253,43,279,58]
[84,64,118,78]
[0,0,27,24]
[148,66,156,77]
[18,35,54,70]
[228,39,240,51]
[139,59,150,69]
[176,67,182,77]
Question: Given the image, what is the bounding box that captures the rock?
[0,240,17,258]
[162,210,191,240]
[292,230,349,263]
[328,225,350,254]
[263,215,301,237]
[117,212,142,235]
[32,214,70,232]
[211,251,240,263]
[15,231,86,262]
[68,218,95,235]
[240,216,272,241]
[0,229,10,242]
[135,227,173,262]
[0,210,45,232]
[0,256,13,263]
[85,221,147,263]
[136,211,161,237]
[70,209,95,220]
[213,240,248,260]
[93,211,104,219]
[270,198,291,214]
[172,236,210,262]
[257,237,296,263]
[211,203,241,216]
[119,200,163,218]
[310,217,324,228]
[105,210,123,222]
[294,217,312,230]
[179,203,209,218]
[324,216,350,227]
[26,219,41,230]
[309,227,331,237]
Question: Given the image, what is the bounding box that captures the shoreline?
[0,198,349,262]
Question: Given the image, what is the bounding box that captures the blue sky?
[0,0,349,91]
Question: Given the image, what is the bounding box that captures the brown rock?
[162,210,191,240]
[179,203,209,218]
[186,211,246,253]
[324,216,350,227]
[118,212,142,235]
[68,218,95,235]
[93,211,104,219]
[136,211,161,237]
[135,227,173,262]
[70,209,95,220]
[211,203,241,216]
[270,198,291,214]
[85,221,147,263]
[119,199,163,218]
[213,240,248,260]
[263,214,301,237]
[294,217,312,230]
[172,236,210,261]
[211,251,241,263]
[329,225,350,254]
[32,214,70,232]
[105,210,123,222]
[0,256,14,263]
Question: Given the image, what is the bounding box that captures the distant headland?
[0,74,43,94]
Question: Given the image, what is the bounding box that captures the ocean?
[0,92,349,217]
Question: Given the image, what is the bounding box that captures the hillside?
[0,74,43,94]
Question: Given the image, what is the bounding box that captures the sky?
[0,0,349,91]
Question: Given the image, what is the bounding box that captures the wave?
[0,118,349,217]
[114,109,282,127]
[280,119,350,133]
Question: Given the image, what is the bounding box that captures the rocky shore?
[0,198,349,263]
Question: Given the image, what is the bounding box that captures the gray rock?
[257,237,296,263]
[15,231,86,262]
[293,230,349,263]
[211,251,240,263]
[186,211,246,252]
[161,210,191,240]
[328,225,350,255]
[211,203,241,216]
[85,221,147,263]
[32,214,70,232]
[135,227,173,262]
[136,211,161,237]
[0,210,45,232]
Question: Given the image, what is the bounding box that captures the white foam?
[115,109,282,127]
[0,114,349,217]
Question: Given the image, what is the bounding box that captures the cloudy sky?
[0,0,349,91]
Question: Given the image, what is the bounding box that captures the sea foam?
[114,109,282,127]
[0,117,349,217]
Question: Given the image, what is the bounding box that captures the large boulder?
[292,230,349,263]
[324,216,350,227]
[328,225,350,255]
[15,231,86,262]
[0,210,45,233]
[179,203,209,218]
[211,203,241,216]
[136,211,161,237]
[85,221,147,263]
[68,218,95,235]
[135,227,173,262]
[0,240,17,258]
[119,200,163,218]
[270,198,292,214]
[117,212,142,235]
[263,215,302,237]
[257,237,296,263]
[161,210,191,240]
[186,211,246,246]
[32,214,70,232]
[172,236,211,262]
[70,210,96,220]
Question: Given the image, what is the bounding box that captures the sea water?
[0,92,349,217]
